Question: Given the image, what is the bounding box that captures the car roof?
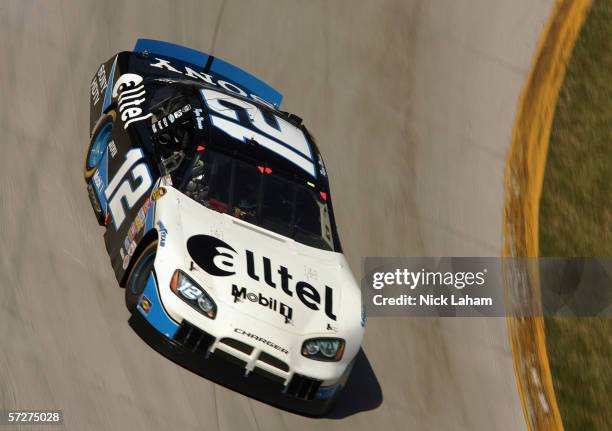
[193,84,327,186]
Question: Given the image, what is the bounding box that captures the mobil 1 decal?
[186,235,336,324]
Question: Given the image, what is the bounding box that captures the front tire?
[125,241,157,313]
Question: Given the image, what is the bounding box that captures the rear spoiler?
[133,39,283,108]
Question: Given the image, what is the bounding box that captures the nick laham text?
[373,294,493,307]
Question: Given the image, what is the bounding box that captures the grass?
[539,0,612,429]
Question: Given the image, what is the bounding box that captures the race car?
[84,39,366,414]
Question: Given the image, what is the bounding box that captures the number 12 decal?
[104,148,153,230]
[200,88,316,177]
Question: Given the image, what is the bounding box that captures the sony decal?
[148,58,274,108]
[186,235,337,323]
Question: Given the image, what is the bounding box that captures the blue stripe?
[102,56,117,113]
[138,272,179,338]
[144,198,155,233]
[134,39,209,67]
[209,57,283,107]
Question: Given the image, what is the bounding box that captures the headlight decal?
[170,270,217,319]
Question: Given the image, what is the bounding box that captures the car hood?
[159,188,358,336]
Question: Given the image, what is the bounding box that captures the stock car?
[84,40,366,414]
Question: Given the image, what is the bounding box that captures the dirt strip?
[503,1,593,430]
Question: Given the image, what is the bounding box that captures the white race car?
[85,39,365,414]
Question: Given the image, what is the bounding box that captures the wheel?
[84,111,116,180]
[125,241,157,313]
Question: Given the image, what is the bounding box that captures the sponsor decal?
[154,77,177,85]
[91,64,107,106]
[122,254,130,270]
[148,58,274,108]
[139,295,152,314]
[112,73,152,129]
[123,235,131,252]
[121,199,153,262]
[135,200,150,228]
[135,208,145,230]
[317,154,327,177]
[127,241,137,257]
[234,328,288,355]
[232,284,293,324]
[186,235,337,322]
[92,170,104,194]
[128,223,138,241]
[108,140,117,158]
[157,220,168,247]
[97,64,108,92]
[194,108,204,130]
[152,104,191,133]
[91,79,100,106]
[187,235,236,277]
[151,187,166,201]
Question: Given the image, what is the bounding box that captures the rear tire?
[125,241,158,313]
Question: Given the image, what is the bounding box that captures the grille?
[213,349,248,368]
[286,374,322,400]
[253,367,286,384]
[258,352,289,372]
[219,338,254,355]
[174,321,215,355]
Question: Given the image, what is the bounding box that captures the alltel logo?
[186,235,237,276]
[112,73,152,129]
[186,235,337,321]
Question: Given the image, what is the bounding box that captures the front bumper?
[131,280,347,415]
[129,313,342,415]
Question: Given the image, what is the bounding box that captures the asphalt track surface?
[0,1,553,430]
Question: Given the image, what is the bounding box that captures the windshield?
[180,149,335,251]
